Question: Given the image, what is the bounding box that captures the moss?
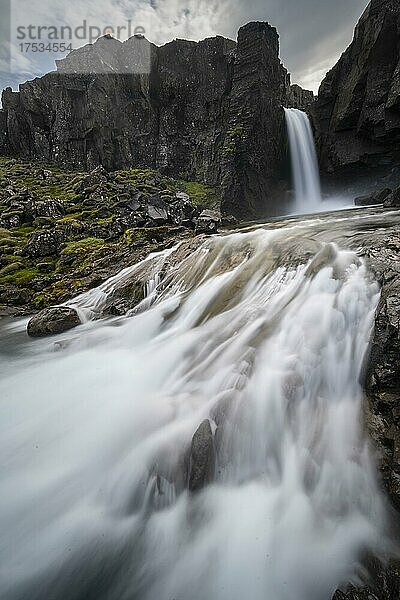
[223,125,245,156]
[62,237,105,255]
[181,181,220,208]
[58,212,84,222]
[0,156,83,203]
[32,278,84,307]
[14,226,35,236]
[0,266,40,285]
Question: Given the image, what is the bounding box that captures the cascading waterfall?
[285,108,322,213]
[0,214,391,600]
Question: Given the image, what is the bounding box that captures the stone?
[27,306,81,337]
[104,280,145,316]
[195,209,221,234]
[145,197,169,224]
[188,419,215,492]
[37,262,54,273]
[0,261,23,275]
[25,230,65,258]
[364,279,400,510]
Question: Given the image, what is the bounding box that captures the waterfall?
[0,216,390,600]
[285,108,322,213]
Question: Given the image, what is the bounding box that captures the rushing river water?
[1,207,400,600]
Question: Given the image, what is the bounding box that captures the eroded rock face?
[0,24,306,219]
[314,0,400,177]
[27,306,81,337]
[354,188,392,206]
[365,279,400,510]
[384,187,400,208]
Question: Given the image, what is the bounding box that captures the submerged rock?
[188,419,215,492]
[27,306,81,337]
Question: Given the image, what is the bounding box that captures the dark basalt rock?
[188,419,215,492]
[25,230,66,258]
[286,84,314,110]
[365,278,400,511]
[354,188,392,206]
[314,0,400,179]
[383,186,400,208]
[195,209,221,234]
[27,306,81,337]
[0,24,308,219]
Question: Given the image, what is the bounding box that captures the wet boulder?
[195,209,221,234]
[188,419,215,492]
[27,306,81,337]
[146,196,169,224]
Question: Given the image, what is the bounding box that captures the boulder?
[188,419,215,492]
[146,196,169,224]
[27,306,81,337]
[195,209,221,234]
[74,166,108,195]
[25,230,66,258]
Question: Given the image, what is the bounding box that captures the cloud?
[1,0,369,92]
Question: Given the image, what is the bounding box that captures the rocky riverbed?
[1,201,400,599]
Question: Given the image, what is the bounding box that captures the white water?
[285,108,322,213]
[0,221,390,600]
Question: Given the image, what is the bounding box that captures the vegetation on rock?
[0,156,220,314]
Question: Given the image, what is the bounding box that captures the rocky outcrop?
[384,187,400,207]
[336,244,400,599]
[354,188,392,206]
[286,84,314,111]
[27,306,81,337]
[219,22,289,217]
[188,419,215,492]
[0,23,302,219]
[365,277,400,511]
[0,157,206,314]
[314,0,400,179]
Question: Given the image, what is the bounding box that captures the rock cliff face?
[0,23,304,218]
[314,0,400,178]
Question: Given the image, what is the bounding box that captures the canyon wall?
[0,23,305,218]
[314,0,400,181]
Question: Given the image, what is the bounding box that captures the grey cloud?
[1,0,369,93]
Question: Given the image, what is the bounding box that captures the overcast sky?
[1,0,369,93]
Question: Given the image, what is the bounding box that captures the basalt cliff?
[314,0,400,185]
[0,23,309,219]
